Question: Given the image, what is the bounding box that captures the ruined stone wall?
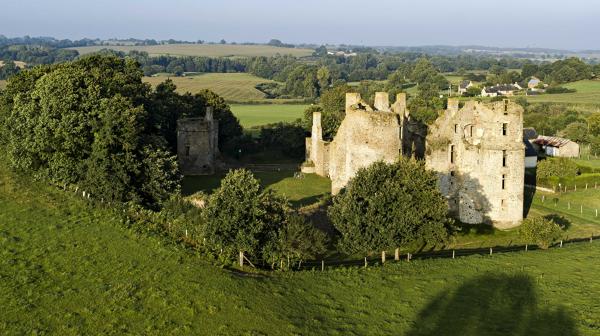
[302,92,403,194]
[425,99,524,228]
[301,93,525,228]
[177,108,219,175]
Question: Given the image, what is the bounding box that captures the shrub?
[328,158,451,256]
[536,158,579,181]
[262,214,328,270]
[546,86,576,94]
[519,216,565,249]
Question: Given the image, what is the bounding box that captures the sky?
[1,0,598,50]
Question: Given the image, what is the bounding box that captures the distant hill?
[68,44,313,58]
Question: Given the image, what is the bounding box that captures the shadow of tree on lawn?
[407,273,578,336]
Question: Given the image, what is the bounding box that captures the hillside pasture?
[525,80,600,106]
[69,43,313,58]
[0,163,599,335]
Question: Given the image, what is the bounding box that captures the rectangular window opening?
[454,124,458,133]
[502,123,508,136]
[502,174,506,190]
[450,145,455,164]
[502,150,507,167]
[504,100,509,114]
[501,199,506,209]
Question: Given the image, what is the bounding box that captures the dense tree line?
[0,55,242,208]
[0,45,78,66]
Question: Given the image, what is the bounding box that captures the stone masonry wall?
[425,99,524,228]
[177,108,219,175]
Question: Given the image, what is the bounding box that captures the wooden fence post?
[239,251,244,268]
[560,240,563,248]
[525,244,528,251]
[382,251,386,264]
[364,257,367,268]
[489,247,493,255]
[321,260,324,271]
[452,250,455,259]
[394,248,399,261]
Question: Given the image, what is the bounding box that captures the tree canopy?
[328,158,450,255]
[0,55,242,208]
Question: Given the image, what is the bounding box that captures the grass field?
[144,73,277,102]
[525,80,600,106]
[230,104,308,128]
[1,164,599,335]
[69,44,313,58]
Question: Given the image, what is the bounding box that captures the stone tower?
[176,107,219,175]
[424,98,524,228]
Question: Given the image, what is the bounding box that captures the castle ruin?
[177,107,219,175]
[302,93,525,228]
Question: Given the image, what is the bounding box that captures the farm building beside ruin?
[302,93,525,228]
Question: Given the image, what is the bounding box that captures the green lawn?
[1,165,599,335]
[230,104,308,128]
[69,44,314,58]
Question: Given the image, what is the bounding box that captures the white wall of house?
[525,156,537,168]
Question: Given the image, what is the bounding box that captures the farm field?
[68,43,313,58]
[0,164,599,335]
[526,80,600,106]
[230,104,308,128]
[143,73,276,102]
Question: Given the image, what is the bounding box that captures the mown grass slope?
[1,163,600,334]
[69,44,313,58]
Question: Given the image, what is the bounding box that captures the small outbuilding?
[532,135,580,158]
[524,140,538,168]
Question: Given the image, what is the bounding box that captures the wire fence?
[250,235,600,272]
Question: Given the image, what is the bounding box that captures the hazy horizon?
[1,0,598,50]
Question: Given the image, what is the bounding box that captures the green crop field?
[69,43,313,58]
[144,73,278,102]
[230,104,308,128]
[1,163,599,335]
[526,80,600,105]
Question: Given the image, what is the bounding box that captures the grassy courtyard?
[0,163,599,335]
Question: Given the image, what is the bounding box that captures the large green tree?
[0,55,225,207]
[201,169,289,260]
[328,158,450,255]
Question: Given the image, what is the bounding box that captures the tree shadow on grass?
[407,273,578,336]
